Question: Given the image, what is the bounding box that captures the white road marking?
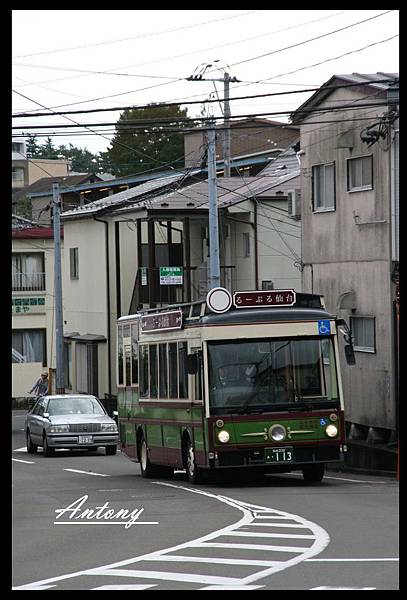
[92,584,157,590]
[311,586,376,590]
[285,472,388,484]
[14,447,28,452]
[13,481,330,590]
[306,558,399,562]
[12,458,35,464]
[63,468,110,477]
[200,585,265,590]
[12,584,57,590]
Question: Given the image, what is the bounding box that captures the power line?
[13,11,259,59]
[13,11,345,89]
[216,10,395,70]
[12,79,396,118]
[12,101,391,131]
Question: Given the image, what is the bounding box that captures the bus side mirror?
[344,344,356,365]
[185,354,199,375]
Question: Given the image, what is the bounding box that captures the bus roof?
[117,292,334,326]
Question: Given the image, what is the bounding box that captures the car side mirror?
[43,412,50,419]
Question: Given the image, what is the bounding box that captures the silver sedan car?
[25,394,119,456]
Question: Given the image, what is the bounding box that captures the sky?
[12,9,399,156]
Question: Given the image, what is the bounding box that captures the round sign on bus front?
[206,287,233,314]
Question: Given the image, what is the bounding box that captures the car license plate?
[265,447,294,463]
[78,435,93,444]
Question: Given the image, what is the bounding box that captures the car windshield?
[46,397,105,416]
[208,337,339,415]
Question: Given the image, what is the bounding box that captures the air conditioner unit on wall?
[287,189,301,220]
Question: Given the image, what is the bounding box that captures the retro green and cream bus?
[116,288,355,484]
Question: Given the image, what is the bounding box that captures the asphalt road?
[12,411,399,590]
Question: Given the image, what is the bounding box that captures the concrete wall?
[299,86,395,431]
[184,122,299,167]
[12,362,43,398]
[28,159,68,185]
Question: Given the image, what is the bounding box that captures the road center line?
[12,458,35,464]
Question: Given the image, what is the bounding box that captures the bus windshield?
[207,337,339,415]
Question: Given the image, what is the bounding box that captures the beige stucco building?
[12,221,64,398]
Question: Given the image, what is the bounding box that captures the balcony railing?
[12,272,46,292]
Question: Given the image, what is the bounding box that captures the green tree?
[106,104,193,177]
[25,134,40,158]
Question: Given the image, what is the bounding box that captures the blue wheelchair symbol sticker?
[320,418,327,426]
[318,320,331,335]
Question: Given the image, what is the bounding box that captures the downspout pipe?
[93,216,112,396]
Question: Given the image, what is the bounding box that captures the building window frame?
[347,154,373,192]
[350,315,376,353]
[69,248,79,280]
[12,328,47,366]
[312,162,336,213]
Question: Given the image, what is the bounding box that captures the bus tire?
[185,437,203,484]
[139,434,155,477]
[302,463,325,483]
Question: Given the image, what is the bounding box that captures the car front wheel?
[42,433,55,457]
[26,429,37,454]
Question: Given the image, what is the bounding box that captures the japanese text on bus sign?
[233,290,296,308]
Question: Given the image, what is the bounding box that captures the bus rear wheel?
[302,463,325,483]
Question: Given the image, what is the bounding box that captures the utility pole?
[207,121,220,289]
[52,182,65,394]
[187,65,239,177]
[223,72,232,177]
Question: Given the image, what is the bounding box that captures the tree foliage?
[105,104,193,177]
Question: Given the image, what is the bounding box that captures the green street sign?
[159,266,183,285]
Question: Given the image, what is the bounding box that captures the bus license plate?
[265,447,293,463]
[78,435,93,444]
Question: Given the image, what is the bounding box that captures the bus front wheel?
[302,463,325,483]
[139,435,155,478]
[185,438,203,484]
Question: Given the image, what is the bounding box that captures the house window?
[347,155,373,191]
[12,142,24,153]
[312,162,335,212]
[64,342,72,388]
[70,248,79,280]
[350,316,375,353]
[12,253,45,291]
[243,232,251,257]
[12,167,25,182]
[12,329,46,365]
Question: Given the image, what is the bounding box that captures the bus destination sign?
[233,290,296,308]
[140,310,183,333]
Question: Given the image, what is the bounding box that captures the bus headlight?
[217,430,230,444]
[325,424,338,438]
[269,424,286,441]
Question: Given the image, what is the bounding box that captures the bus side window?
[191,348,202,401]
[131,323,138,385]
[117,325,124,386]
[123,325,131,387]
[168,343,178,399]
[139,345,149,398]
[149,344,158,399]
[158,343,168,399]
[178,342,188,399]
